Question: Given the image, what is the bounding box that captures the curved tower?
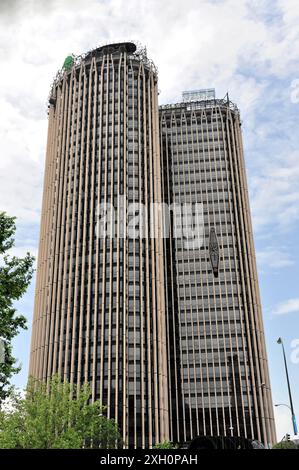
[29,42,169,448]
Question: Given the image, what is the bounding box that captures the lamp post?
[275,403,291,412]
[277,337,298,435]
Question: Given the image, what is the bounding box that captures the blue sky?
[0,0,298,440]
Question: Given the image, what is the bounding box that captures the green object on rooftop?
[63,55,74,70]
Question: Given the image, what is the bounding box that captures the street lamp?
[277,337,298,435]
[275,403,291,412]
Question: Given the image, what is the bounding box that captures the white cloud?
[256,247,294,269]
[273,298,299,315]
[10,245,39,260]
[250,151,299,233]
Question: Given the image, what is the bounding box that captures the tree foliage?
[0,375,121,449]
[153,440,178,449]
[0,212,35,403]
[272,440,297,449]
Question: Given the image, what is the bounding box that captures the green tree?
[0,212,35,403]
[0,375,121,449]
[153,440,178,449]
[272,440,297,449]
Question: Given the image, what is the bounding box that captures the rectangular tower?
[160,91,276,447]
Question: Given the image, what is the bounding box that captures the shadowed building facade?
[29,42,169,448]
[160,91,276,447]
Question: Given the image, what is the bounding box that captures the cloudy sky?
[0,0,298,441]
